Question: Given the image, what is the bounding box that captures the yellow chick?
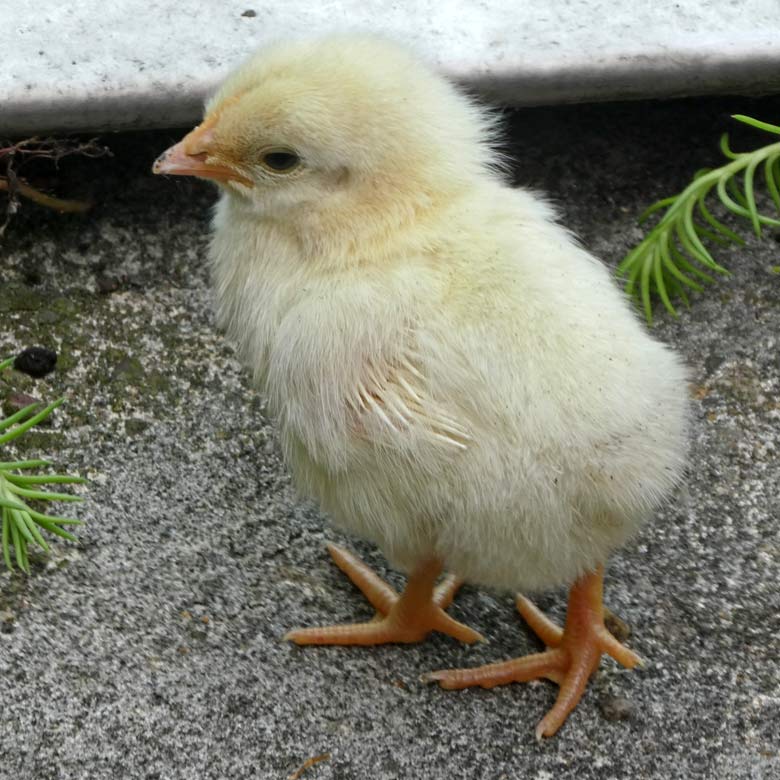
[153,35,689,738]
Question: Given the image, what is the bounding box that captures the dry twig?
[287,753,331,780]
[0,178,91,213]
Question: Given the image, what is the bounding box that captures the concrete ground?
[5,0,780,134]
[1,94,779,780]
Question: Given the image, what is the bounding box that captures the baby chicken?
[153,35,689,738]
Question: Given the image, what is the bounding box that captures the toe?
[515,595,564,648]
[433,574,463,608]
[326,543,398,614]
[595,625,643,668]
[433,610,485,644]
[286,620,413,646]
[422,649,565,690]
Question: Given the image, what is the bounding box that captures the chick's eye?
[261,149,301,172]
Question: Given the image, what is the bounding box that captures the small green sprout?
[619,114,780,324]
[0,356,85,573]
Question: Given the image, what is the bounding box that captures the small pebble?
[604,608,631,642]
[14,347,57,378]
[37,310,61,325]
[96,274,122,294]
[242,8,257,16]
[125,418,150,436]
[3,391,43,417]
[599,695,635,722]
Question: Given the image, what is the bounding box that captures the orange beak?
[152,113,252,187]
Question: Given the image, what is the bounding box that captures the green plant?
[618,114,780,324]
[0,357,85,572]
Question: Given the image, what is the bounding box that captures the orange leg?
[422,566,641,739]
[285,543,484,646]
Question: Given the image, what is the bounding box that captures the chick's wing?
[347,350,471,453]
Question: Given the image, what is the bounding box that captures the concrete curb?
[3,0,780,135]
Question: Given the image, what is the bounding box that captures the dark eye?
[261,149,301,172]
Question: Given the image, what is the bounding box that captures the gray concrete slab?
[3,0,780,135]
[1,94,779,779]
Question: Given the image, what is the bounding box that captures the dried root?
[0,136,111,236]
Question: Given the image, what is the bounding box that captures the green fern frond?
[618,114,780,324]
[0,356,85,573]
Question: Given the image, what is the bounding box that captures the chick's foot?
[422,566,641,739]
[285,543,484,646]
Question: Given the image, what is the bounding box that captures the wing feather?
[349,352,470,452]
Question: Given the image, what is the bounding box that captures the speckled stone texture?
[3,0,780,134]
[1,95,779,779]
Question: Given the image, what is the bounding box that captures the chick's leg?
[423,566,641,739]
[285,543,483,646]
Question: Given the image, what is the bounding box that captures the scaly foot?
[285,543,484,646]
[422,566,641,738]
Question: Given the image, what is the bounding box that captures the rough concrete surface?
[4,0,780,134]
[1,95,779,780]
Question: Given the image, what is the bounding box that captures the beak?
[152,116,252,187]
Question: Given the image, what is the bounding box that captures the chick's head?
[153,36,502,225]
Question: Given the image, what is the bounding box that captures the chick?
[153,35,689,738]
